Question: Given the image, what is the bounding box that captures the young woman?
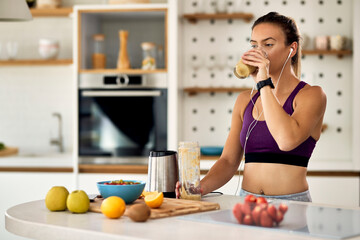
[177,12,327,202]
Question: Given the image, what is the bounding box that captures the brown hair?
[252,12,301,77]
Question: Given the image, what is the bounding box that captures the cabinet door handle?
[81,90,162,97]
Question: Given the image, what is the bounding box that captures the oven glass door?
[79,88,167,158]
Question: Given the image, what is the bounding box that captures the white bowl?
[39,39,59,60]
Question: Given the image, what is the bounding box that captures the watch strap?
[257,78,274,92]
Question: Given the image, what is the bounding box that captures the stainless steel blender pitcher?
[146,151,178,198]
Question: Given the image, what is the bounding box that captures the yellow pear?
[66,190,90,213]
[45,186,69,211]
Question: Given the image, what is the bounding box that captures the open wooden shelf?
[183,12,254,23]
[30,7,73,17]
[0,59,73,66]
[184,87,251,96]
[79,68,167,74]
[302,49,352,58]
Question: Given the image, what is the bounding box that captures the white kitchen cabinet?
[307,176,359,207]
[208,175,359,208]
[0,172,74,240]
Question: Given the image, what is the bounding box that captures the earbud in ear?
[290,47,294,54]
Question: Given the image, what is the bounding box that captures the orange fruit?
[144,192,164,208]
[100,196,126,219]
[141,190,159,198]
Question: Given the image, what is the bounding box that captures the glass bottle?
[178,141,201,201]
[141,42,156,70]
[92,34,106,69]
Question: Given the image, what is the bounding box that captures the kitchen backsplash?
[0,66,73,154]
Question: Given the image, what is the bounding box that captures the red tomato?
[260,210,274,228]
[232,203,243,224]
[244,194,257,203]
[267,204,276,220]
[243,214,254,225]
[279,203,288,214]
[256,197,268,205]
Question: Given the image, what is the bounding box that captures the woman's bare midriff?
[242,162,308,196]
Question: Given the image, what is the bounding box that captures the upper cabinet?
[75,5,168,75]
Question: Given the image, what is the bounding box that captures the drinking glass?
[216,0,227,13]
[7,41,18,60]
[205,0,217,14]
[205,54,217,70]
[189,54,203,71]
[226,53,238,70]
[178,141,201,201]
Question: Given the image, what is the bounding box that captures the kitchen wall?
[0,18,73,154]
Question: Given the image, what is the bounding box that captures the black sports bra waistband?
[245,152,309,168]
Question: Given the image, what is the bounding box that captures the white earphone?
[289,47,294,56]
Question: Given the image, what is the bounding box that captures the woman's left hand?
[241,49,270,82]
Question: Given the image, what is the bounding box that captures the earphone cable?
[234,49,293,196]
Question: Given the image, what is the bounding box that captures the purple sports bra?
[240,81,316,167]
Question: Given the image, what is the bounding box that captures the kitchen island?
[5,195,360,240]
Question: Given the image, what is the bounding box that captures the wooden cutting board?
[89,197,220,219]
[0,147,19,157]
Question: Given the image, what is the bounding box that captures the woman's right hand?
[242,48,270,82]
[176,181,204,199]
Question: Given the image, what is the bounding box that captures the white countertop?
[0,153,73,168]
[5,195,360,240]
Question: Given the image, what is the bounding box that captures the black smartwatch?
[257,77,274,92]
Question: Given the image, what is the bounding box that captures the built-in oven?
[78,74,167,165]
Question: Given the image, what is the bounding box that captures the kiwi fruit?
[127,203,151,222]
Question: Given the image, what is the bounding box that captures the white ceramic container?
[39,39,59,59]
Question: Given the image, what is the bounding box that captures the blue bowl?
[200,146,223,156]
[97,180,146,204]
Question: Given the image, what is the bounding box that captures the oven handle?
[81,90,162,97]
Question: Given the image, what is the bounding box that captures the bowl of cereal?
[97,180,146,204]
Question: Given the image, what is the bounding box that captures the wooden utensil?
[117,30,131,69]
[0,147,19,157]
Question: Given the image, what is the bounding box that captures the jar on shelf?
[178,141,201,201]
[141,42,156,70]
[36,0,61,8]
[92,34,106,69]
